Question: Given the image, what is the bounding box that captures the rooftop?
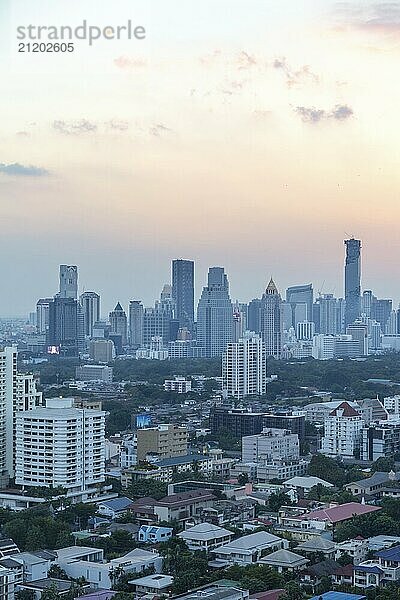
[179,522,233,541]
[130,574,174,589]
[260,549,309,567]
[308,593,366,600]
[304,503,381,524]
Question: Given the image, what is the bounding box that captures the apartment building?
[15,398,105,494]
[136,424,188,463]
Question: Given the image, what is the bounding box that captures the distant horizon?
[1,237,399,318]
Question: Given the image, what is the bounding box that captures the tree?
[41,584,63,600]
[48,565,70,580]
[371,457,395,473]
[15,591,36,600]
[282,581,304,600]
[127,479,167,501]
[238,473,249,485]
[268,492,292,512]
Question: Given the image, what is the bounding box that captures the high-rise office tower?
[48,297,79,356]
[59,265,78,299]
[248,298,262,334]
[172,259,194,332]
[286,284,313,328]
[362,290,374,318]
[317,294,340,334]
[197,267,234,357]
[372,299,393,334]
[129,300,144,348]
[344,238,361,326]
[260,278,283,359]
[80,292,100,337]
[222,332,266,399]
[109,302,128,346]
[36,298,52,334]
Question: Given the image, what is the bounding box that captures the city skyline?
[1,0,400,314]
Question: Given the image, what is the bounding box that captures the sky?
[1,0,400,316]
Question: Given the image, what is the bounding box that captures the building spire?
[265,278,278,295]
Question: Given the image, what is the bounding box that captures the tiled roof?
[304,502,380,524]
[329,402,360,417]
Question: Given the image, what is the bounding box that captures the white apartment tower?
[15,398,105,492]
[222,332,266,399]
[0,346,42,484]
[321,401,363,458]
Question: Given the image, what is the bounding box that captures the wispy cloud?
[236,51,258,70]
[294,104,354,123]
[149,123,173,137]
[0,162,49,177]
[53,119,97,135]
[273,57,320,87]
[105,119,129,132]
[114,56,147,69]
[333,2,400,34]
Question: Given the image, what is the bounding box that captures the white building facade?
[15,398,105,493]
[222,332,266,400]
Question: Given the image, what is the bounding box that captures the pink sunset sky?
[0,0,399,315]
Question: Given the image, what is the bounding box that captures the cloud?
[105,119,129,131]
[273,56,320,87]
[114,56,147,69]
[199,50,222,66]
[294,104,354,123]
[236,50,258,70]
[16,131,30,137]
[0,162,49,177]
[53,119,97,135]
[149,123,173,137]
[333,2,400,34]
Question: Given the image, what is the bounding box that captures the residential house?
[97,497,133,519]
[178,522,234,552]
[296,537,336,559]
[353,545,400,588]
[258,549,309,573]
[130,574,174,595]
[335,539,368,565]
[138,526,173,544]
[210,531,288,567]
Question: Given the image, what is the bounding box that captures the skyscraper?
[172,259,194,332]
[197,267,233,357]
[344,238,361,326]
[260,278,283,359]
[48,296,79,356]
[109,302,128,346]
[36,298,52,335]
[129,300,144,348]
[286,284,313,328]
[222,332,266,399]
[59,265,78,299]
[80,291,100,337]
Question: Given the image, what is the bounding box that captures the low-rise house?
[17,577,81,599]
[366,535,400,551]
[56,546,162,589]
[178,522,234,552]
[138,525,173,544]
[0,564,15,600]
[258,549,309,573]
[353,545,400,588]
[308,593,365,600]
[0,540,20,558]
[296,537,336,559]
[97,497,134,519]
[345,472,396,499]
[210,531,288,567]
[302,503,381,533]
[130,573,174,595]
[300,559,341,588]
[283,476,333,496]
[6,552,50,583]
[130,489,216,525]
[173,584,249,600]
[106,523,140,539]
[335,538,367,565]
